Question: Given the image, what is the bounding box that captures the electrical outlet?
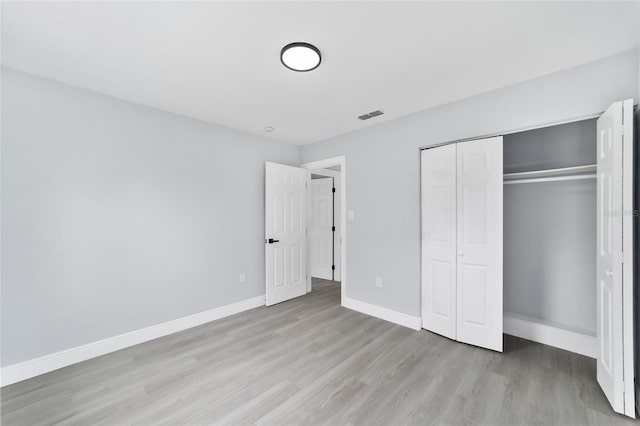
[375,277,382,288]
[239,272,246,283]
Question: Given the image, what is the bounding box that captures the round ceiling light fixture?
[264,126,275,132]
[280,42,321,72]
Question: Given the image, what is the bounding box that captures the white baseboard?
[343,297,421,330]
[1,295,265,387]
[503,313,597,358]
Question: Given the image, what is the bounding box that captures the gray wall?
[503,119,597,174]
[1,68,300,366]
[503,119,596,333]
[301,49,639,318]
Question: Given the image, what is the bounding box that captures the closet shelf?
[503,164,596,185]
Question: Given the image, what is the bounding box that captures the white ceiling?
[2,1,638,145]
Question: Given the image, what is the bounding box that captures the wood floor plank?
[1,279,636,425]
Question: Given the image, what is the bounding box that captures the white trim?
[503,313,596,358]
[1,295,266,387]
[302,156,346,307]
[344,297,421,331]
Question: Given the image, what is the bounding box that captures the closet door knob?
[606,270,614,277]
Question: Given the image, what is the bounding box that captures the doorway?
[309,170,341,281]
[302,156,346,306]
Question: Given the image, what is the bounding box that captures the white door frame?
[302,156,346,307]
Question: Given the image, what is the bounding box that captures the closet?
[503,119,597,345]
[420,98,636,418]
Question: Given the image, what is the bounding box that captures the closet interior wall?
[503,119,597,335]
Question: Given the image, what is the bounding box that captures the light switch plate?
[348,210,355,221]
[239,272,246,283]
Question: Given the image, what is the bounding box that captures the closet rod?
[504,174,596,185]
[503,164,596,180]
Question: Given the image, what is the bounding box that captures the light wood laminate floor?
[1,279,637,425]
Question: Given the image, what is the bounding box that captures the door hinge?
[332,265,335,270]
[332,226,336,232]
[332,187,336,193]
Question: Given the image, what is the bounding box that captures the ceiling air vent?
[358,110,384,121]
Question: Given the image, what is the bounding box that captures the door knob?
[606,270,614,277]
[267,238,280,244]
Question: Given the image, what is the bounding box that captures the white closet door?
[596,99,635,417]
[421,144,457,340]
[309,178,334,280]
[456,136,503,352]
[265,162,307,306]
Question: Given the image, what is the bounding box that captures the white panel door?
[265,162,307,306]
[309,178,334,280]
[333,176,342,281]
[596,99,635,416]
[421,144,457,340]
[456,136,503,352]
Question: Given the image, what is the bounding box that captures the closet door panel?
[421,145,457,340]
[595,100,626,414]
[456,136,503,352]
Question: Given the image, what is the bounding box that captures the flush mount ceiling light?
[264,126,275,132]
[280,42,321,72]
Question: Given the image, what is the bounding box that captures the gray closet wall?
[504,119,597,334]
